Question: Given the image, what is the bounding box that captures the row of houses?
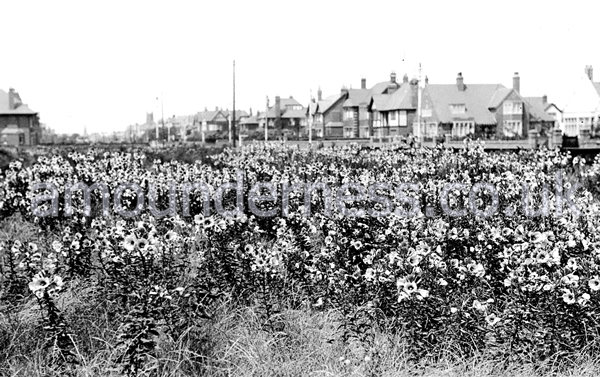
[129,64,600,144]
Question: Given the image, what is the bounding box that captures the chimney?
[456,72,465,91]
[513,72,520,93]
[403,74,409,84]
[542,95,547,104]
[317,86,322,101]
[390,71,397,84]
[425,76,429,84]
[204,106,208,111]
[341,85,349,95]
[275,96,281,120]
[585,65,594,81]
[215,106,218,111]
[361,77,366,89]
[8,88,15,109]
[249,108,253,116]
[410,78,418,107]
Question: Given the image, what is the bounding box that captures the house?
[308,87,345,138]
[369,73,418,138]
[196,107,229,132]
[561,66,600,137]
[523,95,560,137]
[0,88,40,146]
[239,110,262,133]
[263,96,307,137]
[419,72,531,140]
[341,84,372,138]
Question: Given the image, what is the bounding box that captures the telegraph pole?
[233,60,237,148]
[161,92,165,144]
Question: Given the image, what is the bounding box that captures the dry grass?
[3,285,600,377]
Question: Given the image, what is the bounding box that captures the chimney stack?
[403,74,409,84]
[542,95,547,104]
[425,76,429,84]
[275,96,281,122]
[390,71,397,84]
[410,78,419,107]
[585,65,594,81]
[361,77,366,89]
[317,86,322,101]
[8,88,15,110]
[513,72,520,93]
[456,72,465,91]
[341,85,349,95]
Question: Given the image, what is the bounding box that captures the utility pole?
[265,96,269,142]
[233,60,237,148]
[161,92,165,144]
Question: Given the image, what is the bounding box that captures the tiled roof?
[0,89,37,115]
[221,109,249,121]
[371,81,400,95]
[279,97,302,108]
[317,93,344,114]
[372,84,415,111]
[197,110,221,122]
[281,108,307,119]
[487,87,513,109]
[524,97,555,122]
[240,114,260,124]
[423,84,506,125]
[343,89,371,108]
[0,127,27,134]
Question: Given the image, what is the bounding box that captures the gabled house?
[420,72,531,140]
[561,65,600,137]
[196,107,228,132]
[342,84,372,138]
[0,88,40,146]
[308,87,345,138]
[369,73,418,138]
[524,95,560,136]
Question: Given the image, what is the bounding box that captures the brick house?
[419,72,531,140]
[308,87,345,138]
[0,88,40,146]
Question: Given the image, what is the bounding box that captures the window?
[452,121,474,137]
[450,104,466,114]
[18,134,25,145]
[427,122,438,137]
[502,120,523,137]
[399,111,407,126]
[344,109,354,120]
[390,111,396,120]
[503,101,523,115]
[422,108,432,118]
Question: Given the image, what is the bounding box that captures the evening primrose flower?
[407,254,422,267]
[472,300,488,312]
[486,314,501,326]
[578,293,591,306]
[136,238,149,250]
[588,277,600,291]
[123,235,137,251]
[562,289,575,305]
[28,274,51,293]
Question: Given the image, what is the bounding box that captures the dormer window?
[450,104,466,114]
[503,101,523,115]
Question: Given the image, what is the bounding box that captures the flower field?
[3,143,600,376]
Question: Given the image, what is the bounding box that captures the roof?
[371,84,415,111]
[0,89,37,115]
[197,110,221,122]
[279,97,302,108]
[240,114,260,124]
[281,108,307,119]
[523,97,556,122]
[343,89,371,107]
[371,80,401,95]
[221,109,249,121]
[423,84,508,125]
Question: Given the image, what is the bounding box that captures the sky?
[1,0,599,135]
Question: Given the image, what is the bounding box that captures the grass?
[3,280,600,377]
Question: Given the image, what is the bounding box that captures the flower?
[364,268,375,281]
[472,300,488,312]
[407,254,422,267]
[165,231,178,241]
[562,289,575,305]
[589,277,600,291]
[578,293,591,306]
[485,313,501,326]
[123,234,137,251]
[136,238,149,250]
[29,274,50,293]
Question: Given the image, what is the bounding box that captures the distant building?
[420,72,532,140]
[561,65,600,137]
[0,88,40,146]
[370,73,417,138]
[524,95,560,137]
[262,96,307,137]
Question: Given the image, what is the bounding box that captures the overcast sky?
[1,0,599,135]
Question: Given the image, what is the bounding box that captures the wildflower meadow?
[3,142,600,376]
